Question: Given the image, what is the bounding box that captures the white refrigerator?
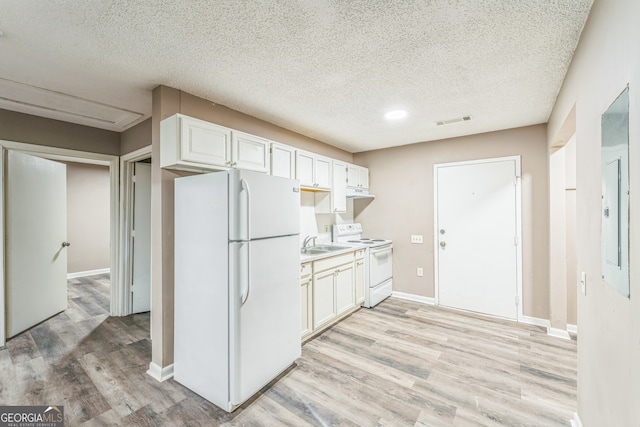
[173,169,301,412]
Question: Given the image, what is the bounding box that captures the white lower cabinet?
[354,250,365,305]
[313,269,336,329]
[306,251,359,339]
[335,263,354,316]
[300,262,312,339]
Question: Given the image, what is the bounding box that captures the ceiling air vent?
[435,115,472,126]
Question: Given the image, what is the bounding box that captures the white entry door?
[6,151,68,338]
[436,158,519,320]
[131,162,151,313]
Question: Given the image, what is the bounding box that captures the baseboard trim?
[519,315,550,329]
[67,268,110,279]
[567,324,578,334]
[147,362,174,382]
[570,412,583,427]
[548,327,572,340]
[392,292,436,305]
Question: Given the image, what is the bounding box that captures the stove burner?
[348,240,375,244]
[371,239,386,242]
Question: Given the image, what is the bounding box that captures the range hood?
[346,188,375,199]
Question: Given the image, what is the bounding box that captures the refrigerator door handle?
[241,178,251,240]
[241,244,251,305]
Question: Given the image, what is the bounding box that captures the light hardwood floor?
[0,275,577,426]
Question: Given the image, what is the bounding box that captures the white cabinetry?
[161,114,231,172]
[161,114,269,173]
[231,130,270,173]
[312,252,355,330]
[300,262,312,339]
[347,163,369,190]
[354,249,365,305]
[335,262,355,315]
[315,160,347,213]
[271,142,296,179]
[312,269,336,329]
[296,150,332,190]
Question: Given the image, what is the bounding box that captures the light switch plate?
[411,235,424,244]
[580,271,587,295]
[417,267,424,277]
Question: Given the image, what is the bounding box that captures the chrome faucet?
[303,235,317,248]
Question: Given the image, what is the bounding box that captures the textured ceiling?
[0,0,593,152]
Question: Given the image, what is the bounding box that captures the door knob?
[62,242,71,248]
[439,241,446,248]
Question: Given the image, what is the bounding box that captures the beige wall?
[547,0,640,425]
[353,125,549,319]
[150,86,354,369]
[178,92,353,162]
[0,108,120,155]
[65,162,111,274]
[121,118,151,155]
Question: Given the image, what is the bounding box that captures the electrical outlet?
[417,267,424,277]
[411,235,424,244]
[580,271,587,295]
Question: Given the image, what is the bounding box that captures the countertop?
[300,243,367,263]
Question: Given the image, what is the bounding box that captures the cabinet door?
[301,277,312,338]
[296,151,315,187]
[271,143,295,179]
[335,263,355,316]
[359,166,369,189]
[232,131,269,173]
[315,156,332,190]
[181,116,231,167]
[332,160,347,213]
[355,258,365,305]
[313,269,336,329]
[347,164,360,189]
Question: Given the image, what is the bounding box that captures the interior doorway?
[434,156,523,320]
[0,140,119,347]
[120,146,153,316]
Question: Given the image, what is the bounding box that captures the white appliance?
[173,169,301,412]
[333,223,393,308]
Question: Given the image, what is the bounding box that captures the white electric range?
[332,223,393,308]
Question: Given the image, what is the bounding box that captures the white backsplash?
[300,191,353,246]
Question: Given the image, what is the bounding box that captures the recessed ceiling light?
[385,109,407,120]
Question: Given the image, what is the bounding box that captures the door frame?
[119,146,152,315]
[0,139,120,347]
[433,155,524,321]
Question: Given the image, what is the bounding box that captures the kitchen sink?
[301,245,350,255]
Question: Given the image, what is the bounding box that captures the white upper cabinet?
[314,155,332,189]
[270,142,296,179]
[231,130,269,173]
[161,114,231,172]
[296,150,315,187]
[347,163,369,190]
[316,160,347,213]
[296,150,332,190]
[332,160,347,212]
[161,114,269,173]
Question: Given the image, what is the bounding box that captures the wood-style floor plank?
[0,275,576,426]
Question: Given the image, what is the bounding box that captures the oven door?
[369,244,393,287]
